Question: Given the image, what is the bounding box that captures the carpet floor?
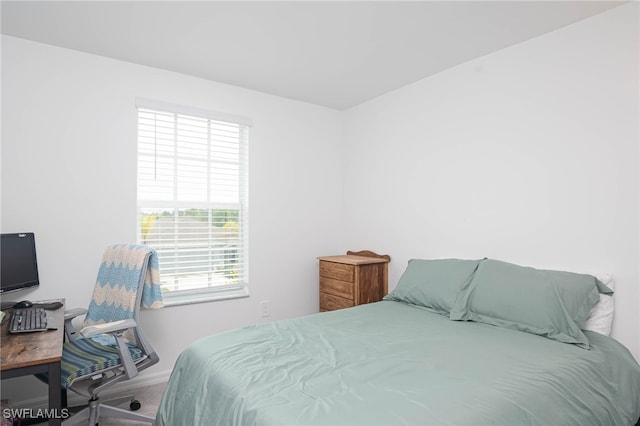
[66,381,167,425]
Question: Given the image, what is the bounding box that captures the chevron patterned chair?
[57,244,163,425]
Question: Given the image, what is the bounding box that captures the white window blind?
[136,102,249,301]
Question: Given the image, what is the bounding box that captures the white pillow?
[581,273,615,336]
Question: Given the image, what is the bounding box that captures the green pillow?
[450,259,600,349]
[539,268,608,325]
[384,259,481,315]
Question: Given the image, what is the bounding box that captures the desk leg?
[48,361,62,426]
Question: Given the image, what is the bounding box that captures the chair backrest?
[82,244,153,328]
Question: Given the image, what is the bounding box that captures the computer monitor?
[0,232,40,294]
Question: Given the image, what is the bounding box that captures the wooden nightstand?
[318,250,390,312]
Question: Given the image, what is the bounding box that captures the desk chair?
[57,244,163,425]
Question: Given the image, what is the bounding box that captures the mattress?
[157,300,640,425]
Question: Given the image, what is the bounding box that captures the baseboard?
[14,368,173,410]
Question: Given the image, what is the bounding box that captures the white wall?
[1,36,345,402]
[343,3,639,359]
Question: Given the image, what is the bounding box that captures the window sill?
[161,285,250,307]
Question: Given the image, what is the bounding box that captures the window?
[136,99,250,304]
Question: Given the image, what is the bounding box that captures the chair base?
[63,396,155,425]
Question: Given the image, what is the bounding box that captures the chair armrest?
[64,308,88,321]
[64,308,88,342]
[80,319,137,338]
[80,319,140,380]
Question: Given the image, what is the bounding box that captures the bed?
[156,258,640,425]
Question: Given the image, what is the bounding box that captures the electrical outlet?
[260,300,271,318]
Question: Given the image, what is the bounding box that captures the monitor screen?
[0,232,40,294]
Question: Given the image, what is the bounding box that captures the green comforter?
[157,301,640,425]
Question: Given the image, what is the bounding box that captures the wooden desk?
[1,300,65,425]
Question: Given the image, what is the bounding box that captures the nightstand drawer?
[319,262,354,282]
[320,277,354,300]
[320,292,354,311]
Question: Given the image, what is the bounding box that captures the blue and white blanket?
[83,244,163,327]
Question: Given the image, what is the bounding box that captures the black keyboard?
[9,307,49,333]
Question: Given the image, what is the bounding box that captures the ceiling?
[1,1,625,110]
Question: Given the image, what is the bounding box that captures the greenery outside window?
[136,99,250,304]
